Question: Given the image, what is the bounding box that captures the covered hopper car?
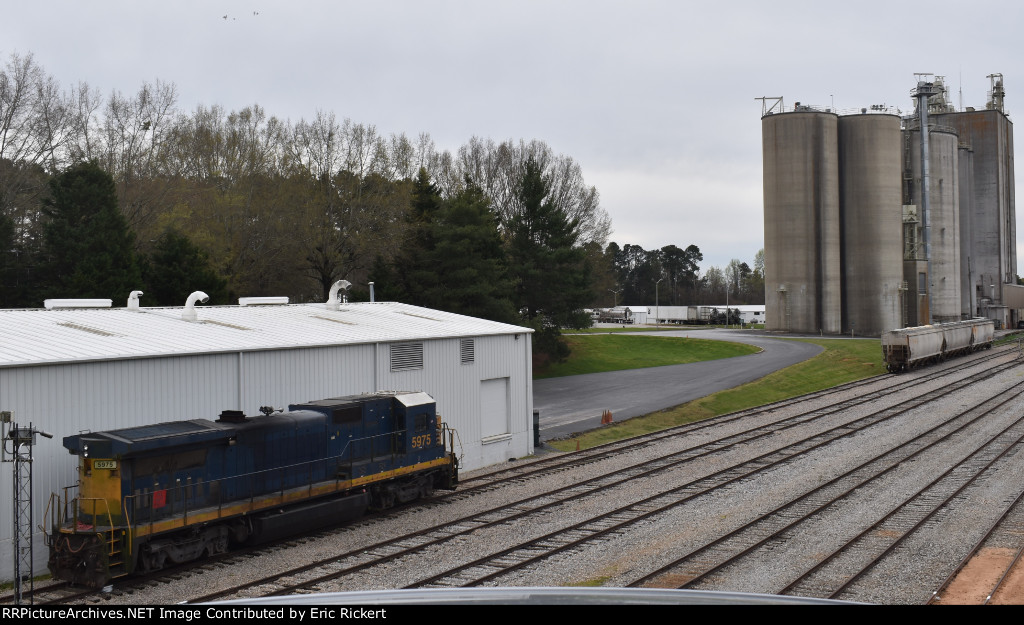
[46,391,459,588]
[881,318,994,372]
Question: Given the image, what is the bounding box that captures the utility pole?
[609,288,621,308]
[656,278,664,328]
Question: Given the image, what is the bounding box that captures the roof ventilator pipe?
[182,291,209,322]
[127,291,144,310]
[326,280,352,310]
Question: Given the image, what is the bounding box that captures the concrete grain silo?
[838,113,903,335]
[760,75,1017,333]
[762,109,842,334]
[905,126,961,322]
[934,105,1017,327]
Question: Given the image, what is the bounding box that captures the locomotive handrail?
[117,427,424,528]
[113,420,453,532]
[115,426,435,529]
[45,488,76,532]
[58,484,76,527]
[43,492,60,539]
[59,495,118,553]
[121,496,134,560]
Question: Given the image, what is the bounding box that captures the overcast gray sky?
[4,0,1020,273]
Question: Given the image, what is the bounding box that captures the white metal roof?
[0,301,531,368]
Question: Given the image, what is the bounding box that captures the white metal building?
[722,305,767,325]
[625,306,650,325]
[0,298,533,580]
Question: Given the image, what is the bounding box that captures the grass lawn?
[547,337,883,451]
[533,334,761,379]
[571,326,691,334]
[573,325,765,334]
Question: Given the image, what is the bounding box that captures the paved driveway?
[533,329,823,441]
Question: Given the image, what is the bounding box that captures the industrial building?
[0,293,533,581]
[761,74,1019,335]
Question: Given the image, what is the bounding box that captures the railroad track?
[927,490,1024,604]
[458,345,1013,493]
[178,351,1021,602]
[31,345,1019,605]
[404,361,1024,592]
[627,379,1024,600]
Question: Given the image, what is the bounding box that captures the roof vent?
[182,291,209,322]
[217,410,247,423]
[43,299,113,309]
[239,296,289,306]
[127,291,144,310]
[326,280,352,311]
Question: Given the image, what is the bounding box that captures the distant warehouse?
[649,305,765,326]
[0,293,533,580]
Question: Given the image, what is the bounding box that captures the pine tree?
[37,161,142,303]
[421,182,516,323]
[507,158,591,329]
[385,168,443,305]
[379,171,517,323]
[142,229,229,306]
[0,213,22,307]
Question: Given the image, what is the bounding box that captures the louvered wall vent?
[460,339,475,364]
[390,342,424,372]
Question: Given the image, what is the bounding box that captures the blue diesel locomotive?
[46,391,459,587]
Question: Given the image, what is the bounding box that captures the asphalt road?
[533,328,824,441]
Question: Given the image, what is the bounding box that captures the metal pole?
[2,414,53,605]
[12,429,30,605]
[656,278,663,328]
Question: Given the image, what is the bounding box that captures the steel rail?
[400,361,1018,590]
[628,379,1024,590]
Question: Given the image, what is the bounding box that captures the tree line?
[0,52,609,359]
[1,51,765,359]
[590,243,765,307]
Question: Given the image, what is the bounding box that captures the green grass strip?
[570,326,690,334]
[547,338,883,451]
[534,334,760,379]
